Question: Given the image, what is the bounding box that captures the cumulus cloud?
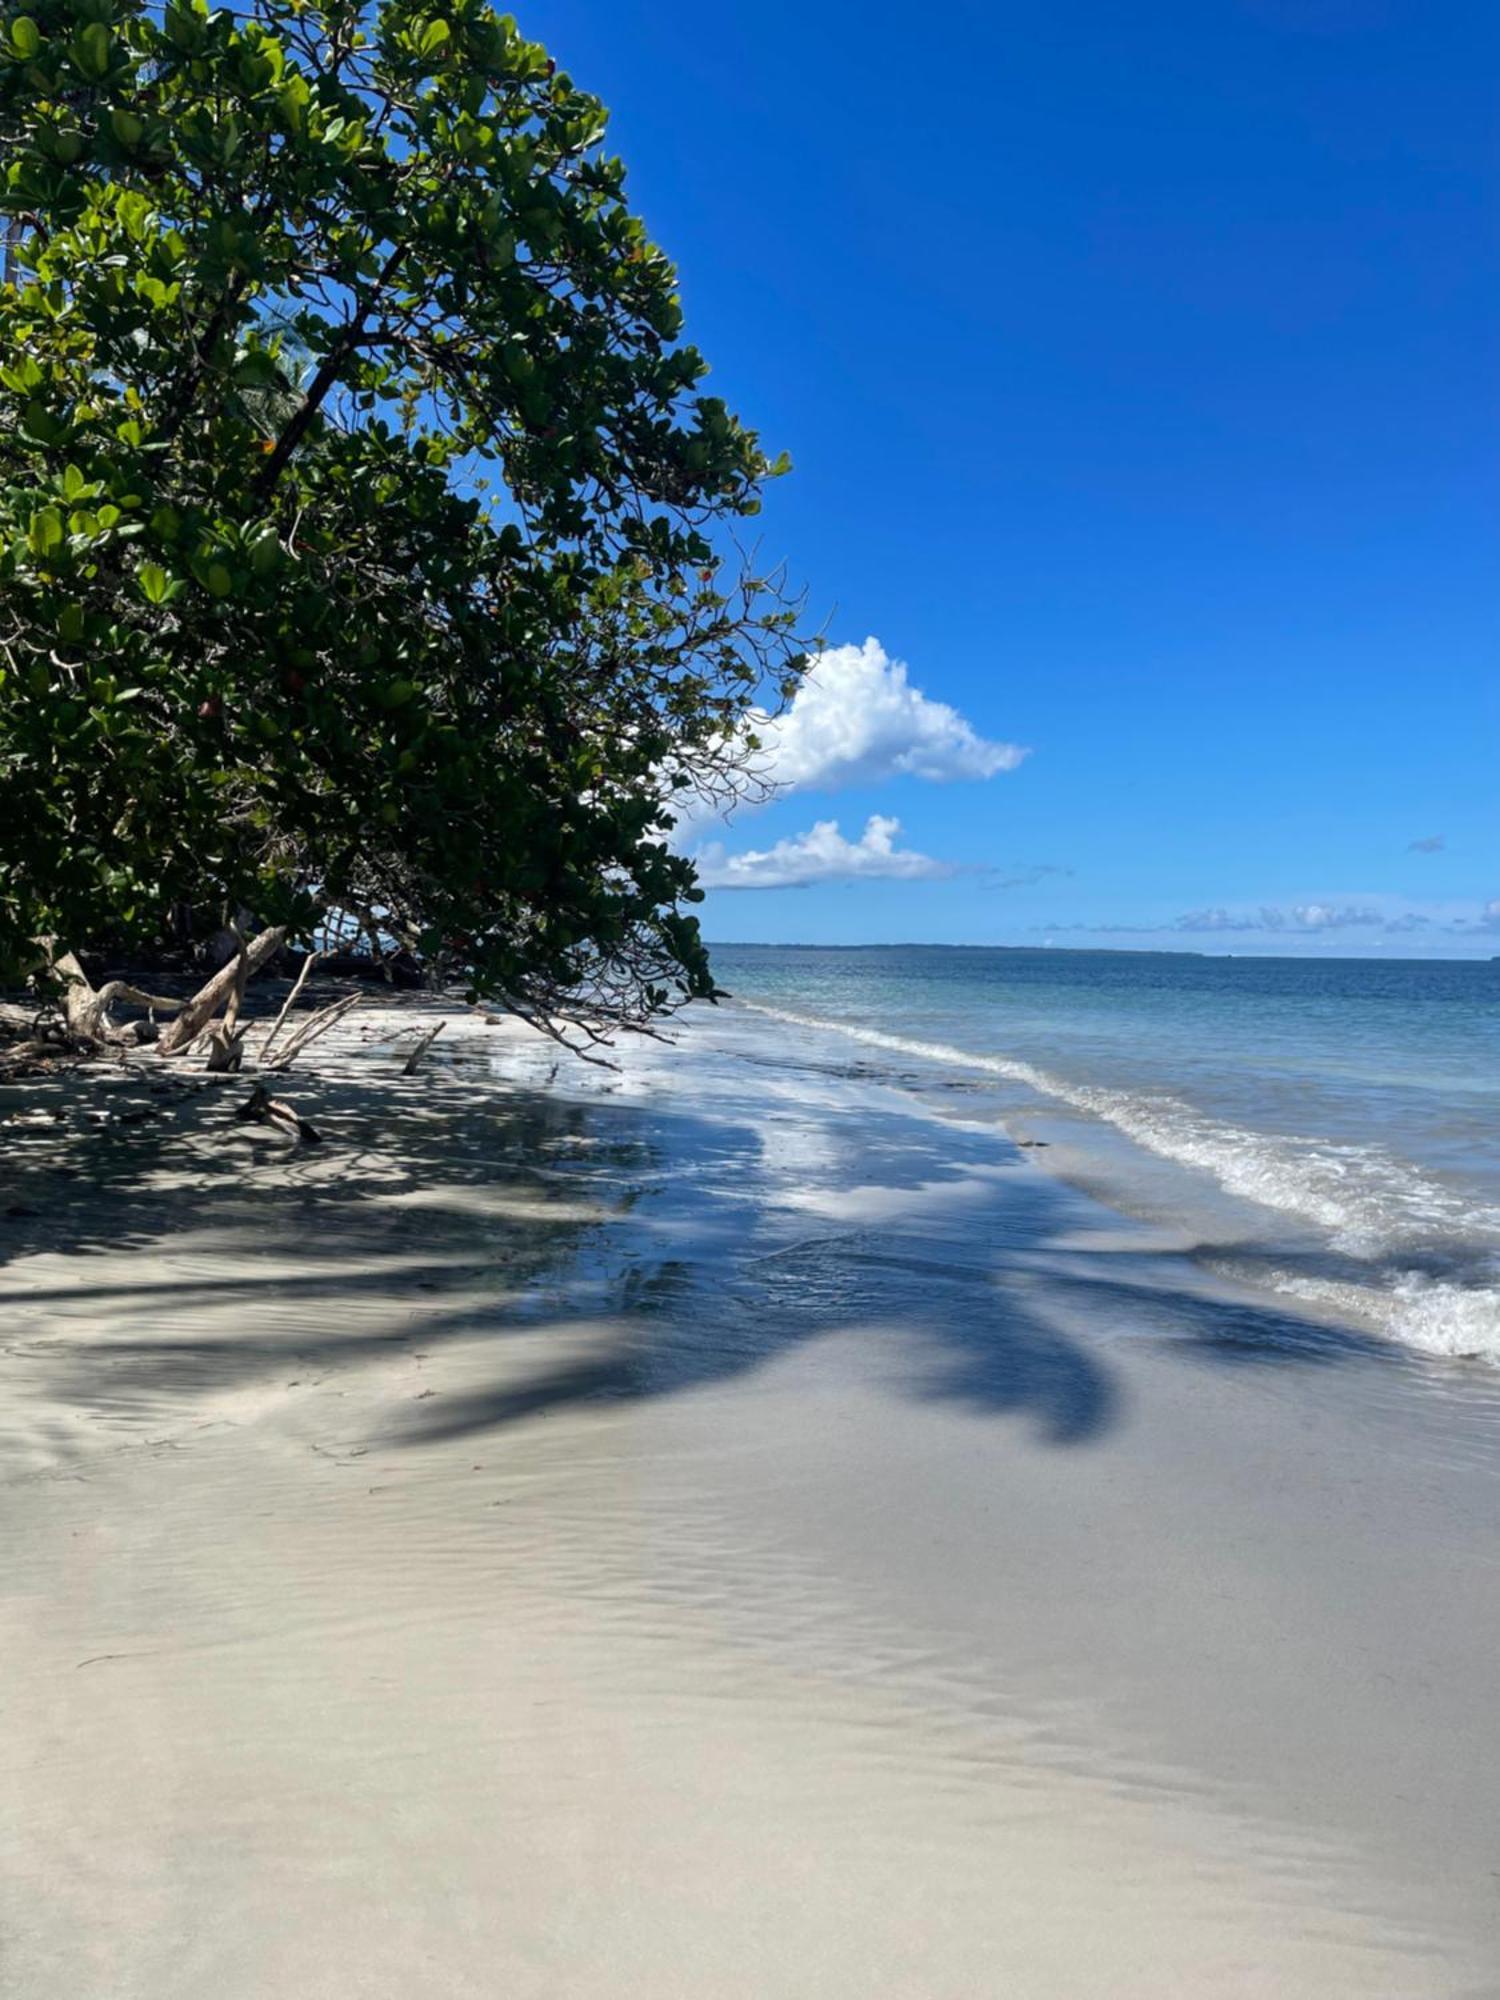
[692,814,952,891]
[1408,835,1445,854]
[748,638,1027,794]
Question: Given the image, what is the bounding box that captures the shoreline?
[720,982,1500,1367]
[3,1000,1499,1995]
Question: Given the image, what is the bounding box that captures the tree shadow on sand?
[0,1046,1421,1462]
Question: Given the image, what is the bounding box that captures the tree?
[0,0,803,1047]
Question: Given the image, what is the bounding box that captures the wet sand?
[2,1004,1498,1996]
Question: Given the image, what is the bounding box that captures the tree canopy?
[0,0,802,1036]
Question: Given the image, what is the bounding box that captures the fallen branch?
[262,989,361,1072]
[157,925,287,1057]
[258,951,322,1064]
[203,931,251,1072]
[400,1020,445,1075]
[50,951,185,1047]
[234,1082,321,1144]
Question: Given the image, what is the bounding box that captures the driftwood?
[257,952,322,1064]
[15,932,369,1099]
[201,932,251,1071]
[156,926,287,1056]
[52,952,184,1047]
[400,1020,445,1075]
[262,990,361,1073]
[233,1082,321,1144]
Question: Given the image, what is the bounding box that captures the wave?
[1231,1267,1500,1362]
[739,1002,1500,1361]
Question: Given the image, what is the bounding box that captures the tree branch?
[254,243,407,499]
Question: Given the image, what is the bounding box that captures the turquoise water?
[708,946,1500,1360]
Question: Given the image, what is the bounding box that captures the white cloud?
[1176,903,1385,934]
[1042,895,1496,942]
[1408,834,1445,854]
[1285,902,1386,931]
[692,814,953,891]
[748,638,1027,794]
[1170,906,1257,934]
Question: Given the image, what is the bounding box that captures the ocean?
[706,944,1500,1363]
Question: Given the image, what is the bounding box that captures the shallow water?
[706,945,1500,1362]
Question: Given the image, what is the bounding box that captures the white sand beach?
[3,1002,1499,1997]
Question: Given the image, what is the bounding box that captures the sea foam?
[740,1002,1500,1362]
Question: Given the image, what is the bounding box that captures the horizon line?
[704,940,1500,963]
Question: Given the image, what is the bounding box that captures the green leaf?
[26,508,63,558]
[72,20,111,80]
[137,562,169,604]
[8,13,39,57]
[418,17,452,56]
[247,531,281,576]
[21,401,64,445]
[0,355,43,393]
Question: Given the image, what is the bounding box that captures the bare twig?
[262,990,361,1072]
[258,951,322,1063]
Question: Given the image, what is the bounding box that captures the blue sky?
[530,0,1497,953]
